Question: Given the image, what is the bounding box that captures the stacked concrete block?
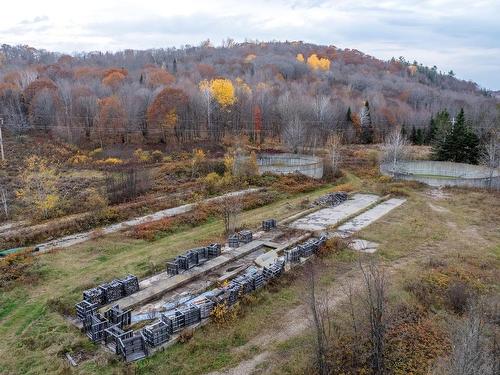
[162,311,185,334]
[119,275,139,296]
[314,192,348,206]
[83,287,105,306]
[284,247,302,263]
[191,297,214,319]
[104,305,131,327]
[228,234,240,248]
[166,260,180,276]
[75,300,98,321]
[104,324,133,353]
[117,334,148,362]
[142,321,170,347]
[100,280,124,303]
[181,305,201,326]
[262,218,277,231]
[238,230,253,244]
[263,259,285,280]
[86,313,108,342]
[207,243,221,258]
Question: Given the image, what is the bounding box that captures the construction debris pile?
[75,234,325,362]
[166,243,222,276]
[314,192,348,206]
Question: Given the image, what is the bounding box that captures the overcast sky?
[1,0,499,89]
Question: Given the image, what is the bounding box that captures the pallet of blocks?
[119,275,139,296]
[238,230,253,244]
[190,296,214,319]
[263,259,285,280]
[228,234,239,248]
[117,334,148,362]
[162,311,185,334]
[85,313,108,342]
[181,305,201,326]
[75,300,98,321]
[142,321,170,347]
[104,325,133,353]
[262,218,277,231]
[207,243,221,258]
[83,287,105,306]
[284,246,302,263]
[166,259,179,276]
[100,280,123,303]
[104,305,131,327]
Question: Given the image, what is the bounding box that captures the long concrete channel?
[30,188,262,253]
[105,193,405,318]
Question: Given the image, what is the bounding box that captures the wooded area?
[0,41,497,148]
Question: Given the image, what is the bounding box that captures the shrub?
[446,281,472,314]
[133,148,150,163]
[69,153,91,165]
[211,302,240,326]
[82,188,108,212]
[98,157,124,166]
[150,150,163,163]
[89,148,103,158]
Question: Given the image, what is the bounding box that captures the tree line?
[0,41,497,149]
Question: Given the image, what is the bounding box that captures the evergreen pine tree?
[410,126,417,144]
[416,128,424,145]
[432,108,480,164]
[425,116,438,144]
[401,124,408,139]
[359,101,374,144]
[346,107,352,122]
[173,58,177,74]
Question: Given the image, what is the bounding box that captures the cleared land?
[0,174,498,375]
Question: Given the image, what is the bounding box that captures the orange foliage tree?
[97,96,125,145]
[147,87,188,142]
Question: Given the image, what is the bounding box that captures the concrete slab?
[100,239,280,312]
[336,198,406,236]
[349,239,379,253]
[33,188,262,253]
[289,194,379,231]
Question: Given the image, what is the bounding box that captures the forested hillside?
[0,41,497,148]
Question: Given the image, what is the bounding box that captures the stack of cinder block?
[104,305,131,327]
[75,300,98,321]
[284,246,302,263]
[238,230,253,244]
[142,321,170,347]
[262,218,277,231]
[181,305,201,326]
[191,297,214,319]
[263,259,285,280]
[228,234,240,248]
[86,313,108,342]
[83,287,105,306]
[119,275,139,296]
[166,260,180,276]
[162,311,185,334]
[100,280,124,303]
[117,334,148,362]
[207,243,221,258]
[104,325,133,353]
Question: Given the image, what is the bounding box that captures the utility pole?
[0,117,4,161]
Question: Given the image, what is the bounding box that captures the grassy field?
[0,184,334,375]
[1,173,498,375]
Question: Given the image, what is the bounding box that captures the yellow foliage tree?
[296,53,305,62]
[200,78,236,108]
[191,149,206,177]
[307,54,331,71]
[16,156,61,220]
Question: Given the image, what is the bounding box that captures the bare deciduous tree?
[220,195,241,234]
[359,258,387,375]
[383,127,409,174]
[327,133,343,176]
[481,130,499,188]
[306,263,333,375]
[445,301,498,375]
